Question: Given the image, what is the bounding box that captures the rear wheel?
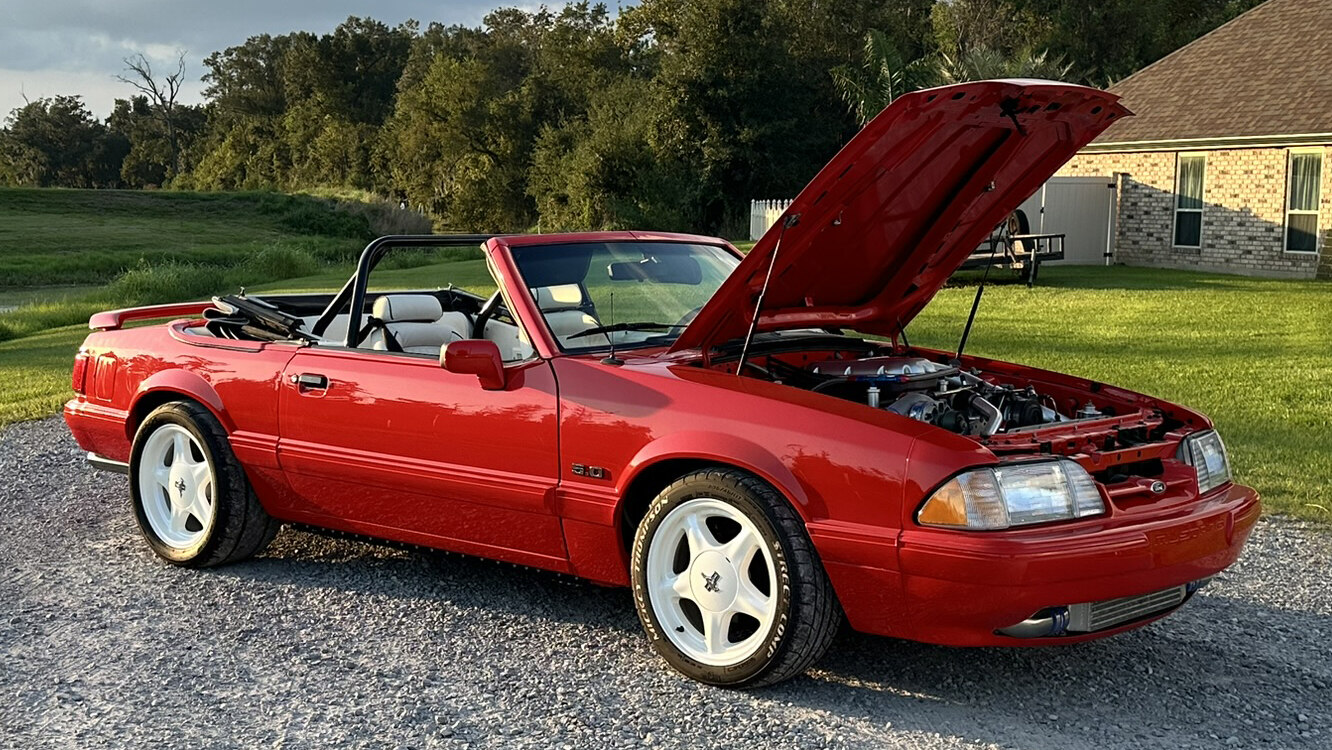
[129,401,279,567]
[630,469,841,687]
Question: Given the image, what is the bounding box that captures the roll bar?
[309,234,498,347]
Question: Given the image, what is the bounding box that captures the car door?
[276,346,567,570]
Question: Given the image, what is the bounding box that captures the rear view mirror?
[607,254,703,285]
[442,340,506,390]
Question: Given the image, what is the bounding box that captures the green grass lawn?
[0,188,376,287]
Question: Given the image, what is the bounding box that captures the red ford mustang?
[65,80,1259,687]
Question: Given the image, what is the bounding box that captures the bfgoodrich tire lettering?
[129,400,279,567]
[630,468,841,687]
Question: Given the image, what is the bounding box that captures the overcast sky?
[0,1,560,120]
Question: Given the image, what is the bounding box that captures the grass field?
[0,188,379,286]
[0,190,1325,520]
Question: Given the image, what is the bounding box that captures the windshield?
[509,241,740,352]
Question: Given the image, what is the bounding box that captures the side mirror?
[442,340,506,390]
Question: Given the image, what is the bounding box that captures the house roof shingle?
[1093,0,1332,146]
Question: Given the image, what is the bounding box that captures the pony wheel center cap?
[689,550,737,612]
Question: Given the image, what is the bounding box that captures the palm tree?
[831,30,940,126]
[938,47,1076,84]
[833,31,1077,126]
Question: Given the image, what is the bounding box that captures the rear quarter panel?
[65,322,302,508]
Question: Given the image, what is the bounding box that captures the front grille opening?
[1095,458,1165,484]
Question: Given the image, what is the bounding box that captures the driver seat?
[371,294,470,355]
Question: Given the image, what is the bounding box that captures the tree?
[832,29,941,125]
[108,96,206,187]
[117,52,189,177]
[381,4,632,230]
[529,78,698,231]
[0,96,123,187]
[938,46,1074,83]
[1010,0,1262,84]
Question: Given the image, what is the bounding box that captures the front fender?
[618,430,814,519]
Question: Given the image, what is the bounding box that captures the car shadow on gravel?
[214,527,643,633]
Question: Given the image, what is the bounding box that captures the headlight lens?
[1179,430,1232,494]
[918,460,1105,530]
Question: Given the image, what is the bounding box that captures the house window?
[1285,150,1323,253]
[1173,154,1205,248]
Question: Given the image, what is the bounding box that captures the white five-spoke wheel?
[137,424,216,548]
[647,498,778,666]
[631,469,842,687]
[129,401,280,567]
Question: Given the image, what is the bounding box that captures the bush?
[225,243,321,285]
[98,262,223,307]
[275,200,375,239]
[335,199,435,236]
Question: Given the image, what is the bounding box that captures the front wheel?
[129,400,279,567]
[630,469,841,687]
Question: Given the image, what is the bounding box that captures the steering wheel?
[472,290,509,339]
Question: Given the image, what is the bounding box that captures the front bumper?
[822,482,1260,645]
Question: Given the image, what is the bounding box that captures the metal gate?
[1014,176,1117,265]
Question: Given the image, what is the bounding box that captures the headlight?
[1178,430,1232,494]
[917,459,1105,530]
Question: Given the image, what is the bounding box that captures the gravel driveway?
[1,417,1328,750]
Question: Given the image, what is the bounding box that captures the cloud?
[0,0,513,118]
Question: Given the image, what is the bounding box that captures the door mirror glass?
[442,340,506,390]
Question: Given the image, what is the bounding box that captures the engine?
[807,356,1094,436]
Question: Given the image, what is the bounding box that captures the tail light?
[71,352,90,394]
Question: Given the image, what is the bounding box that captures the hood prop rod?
[737,213,799,374]
[955,229,1001,363]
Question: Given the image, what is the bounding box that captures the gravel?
[1,416,1329,750]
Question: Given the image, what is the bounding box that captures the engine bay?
[804,355,1105,438]
[710,338,1191,469]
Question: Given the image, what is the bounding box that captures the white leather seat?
[481,319,534,362]
[372,294,471,355]
[531,285,601,346]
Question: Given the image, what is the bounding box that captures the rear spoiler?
[89,301,213,331]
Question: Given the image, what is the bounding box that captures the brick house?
[1056,0,1332,279]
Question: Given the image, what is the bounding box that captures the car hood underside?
[669,79,1129,354]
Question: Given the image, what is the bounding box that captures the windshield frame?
[504,238,743,356]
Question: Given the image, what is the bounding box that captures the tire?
[630,468,841,687]
[129,400,280,567]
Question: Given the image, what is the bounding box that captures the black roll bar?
[309,234,497,346]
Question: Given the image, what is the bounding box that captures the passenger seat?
[371,294,471,355]
[532,284,601,345]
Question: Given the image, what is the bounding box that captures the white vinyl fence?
[749,199,793,240]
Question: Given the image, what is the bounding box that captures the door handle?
[291,373,329,390]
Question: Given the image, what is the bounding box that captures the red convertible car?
[65,80,1258,687]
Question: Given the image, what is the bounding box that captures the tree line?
[0,0,1259,236]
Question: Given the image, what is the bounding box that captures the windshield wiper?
[569,322,684,339]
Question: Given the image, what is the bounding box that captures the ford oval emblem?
[1150,480,1167,494]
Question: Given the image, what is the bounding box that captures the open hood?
[669,80,1129,354]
